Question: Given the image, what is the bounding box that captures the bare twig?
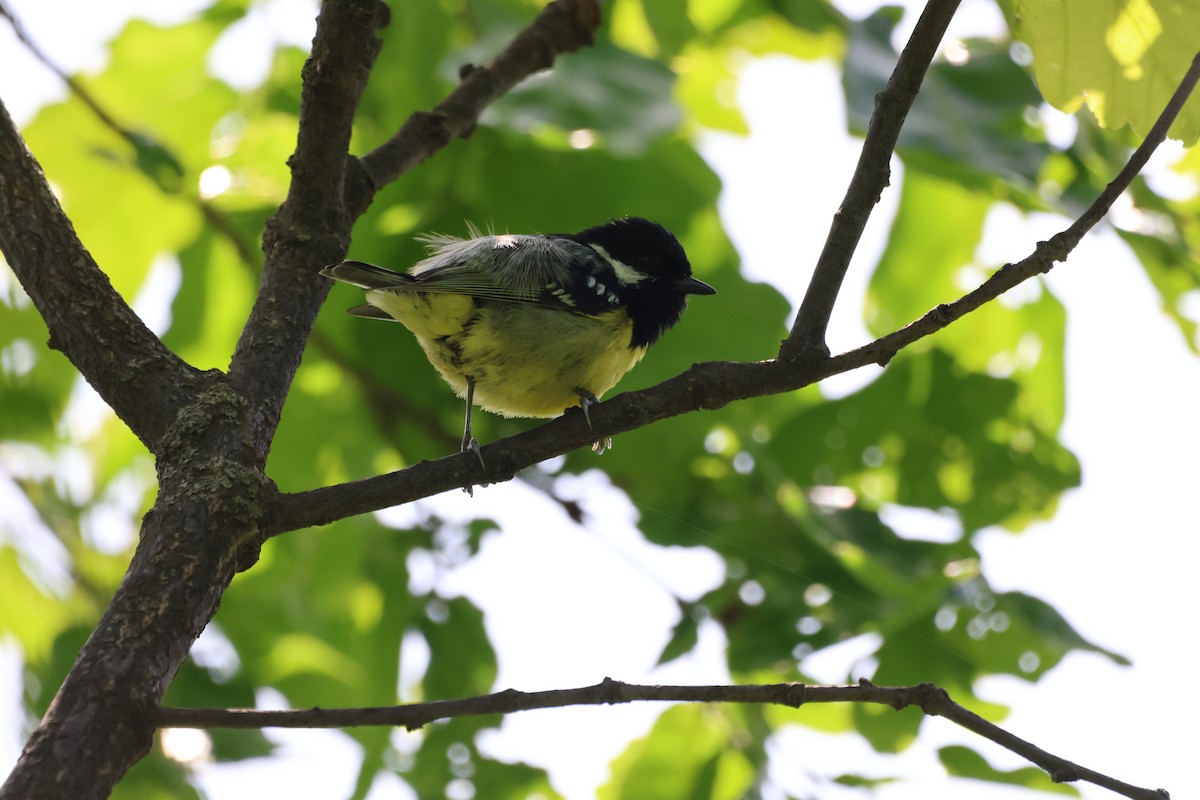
[353,0,601,204]
[267,49,1200,534]
[784,0,962,359]
[156,678,1169,800]
[832,48,1200,370]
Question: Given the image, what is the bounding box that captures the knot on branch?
[908,682,952,715]
[1046,758,1082,784]
[1036,236,1071,271]
[371,0,390,29]
[598,677,630,705]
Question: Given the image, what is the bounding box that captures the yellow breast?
[367,290,645,419]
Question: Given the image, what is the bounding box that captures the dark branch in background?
[267,48,1200,535]
[351,0,600,207]
[157,678,1168,800]
[0,96,205,454]
[784,0,962,359]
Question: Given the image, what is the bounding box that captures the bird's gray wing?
[322,234,614,312]
[404,233,609,309]
[320,261,415,290]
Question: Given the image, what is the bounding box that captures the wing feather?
[404,233,605,309]
[325,232,610,312]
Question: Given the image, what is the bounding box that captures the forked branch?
[785,0,962,359]
[268,47,1200,532]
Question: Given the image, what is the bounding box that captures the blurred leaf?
[1119,228,1200,353]
[867,170,1067,431]
[488,43,681,155]
[641,0,695,59]
[600,704,755,800]
[657,605,700,665]
[845,11,1051,204]
[768,349,1079,532]
[1010,0,1200,144]
[939,744,1080,795]
[421,596,497,700]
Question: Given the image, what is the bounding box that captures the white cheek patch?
[590,243,647,285]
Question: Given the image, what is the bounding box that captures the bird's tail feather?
[320,260,414,290]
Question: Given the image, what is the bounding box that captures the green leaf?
[768,350,1079,532]
[939,744,1080,794]
[488,44,681,155]
[867,171,1068,431]
[657,605,701,665]
[421,596,497,700]
[641,0,696,59]
[1010,0,1200,144]
[845,11,1051,203]
[600,705,755,800]
[1119,229,1200,353]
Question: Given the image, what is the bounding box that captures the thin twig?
[785,0,962,359]
[353,0,600,203]
[833,48,1200,370]
[156,678,1169,800]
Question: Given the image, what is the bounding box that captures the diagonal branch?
[266,48,1200,535]
[351,0,601,207]
[227,0,387,464]
[834,49,1200,370]
[784,0,962,360]
[0,96,207,452]
[156,678,1168,800]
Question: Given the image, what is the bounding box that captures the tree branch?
[352,0,601,205]
[226,0,387,465]
[156,677,1168,800]
[0,96,207,452]
[784,0,962,360]
[267,47,1200,534]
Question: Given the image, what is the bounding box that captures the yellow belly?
[366,290,646,418]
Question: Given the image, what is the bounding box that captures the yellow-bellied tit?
[321,217,715,460]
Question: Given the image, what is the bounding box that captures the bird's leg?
[461,377,485,495]
[574,388,613,454]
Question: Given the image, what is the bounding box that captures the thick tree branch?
[226,0,387,466]
[352,0,601,205]
[784,0,962,359]
[268,48,1200,534]
[0,97,208,452]
[0,380,268,799]
[157,678,1168,800]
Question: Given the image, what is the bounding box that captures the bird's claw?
[574,388,611,454]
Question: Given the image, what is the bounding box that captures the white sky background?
[1,1,1198,799]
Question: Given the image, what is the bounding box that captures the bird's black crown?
[566,217,711,348]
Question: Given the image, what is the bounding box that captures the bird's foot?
[574,388,612,454]
[460,435,484,495]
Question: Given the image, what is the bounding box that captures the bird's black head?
[571,217,715,348]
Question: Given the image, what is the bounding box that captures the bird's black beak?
[675,276,716,295]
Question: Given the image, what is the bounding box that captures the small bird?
[321,217,715,463]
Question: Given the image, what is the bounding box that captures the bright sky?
[1,1,1198,799]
